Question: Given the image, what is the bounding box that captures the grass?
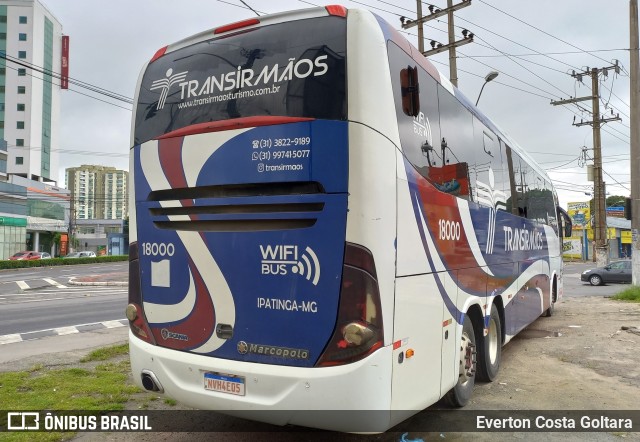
[611,286,640,303]
[0,344,141,442]
[79,343,129,362]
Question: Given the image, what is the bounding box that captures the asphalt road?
[562,261,631,297]
[0,260,628,340]
[0,262,127,336]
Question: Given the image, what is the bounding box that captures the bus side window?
[400,66,420,117]
[437,85,475,201]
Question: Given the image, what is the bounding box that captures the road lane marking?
[0,319,128,345]
[54,326,79,335]
[43,278,67,289]
[17,281,29,290]
[0,334,22,344]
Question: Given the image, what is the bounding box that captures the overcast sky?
[43,0,633,208]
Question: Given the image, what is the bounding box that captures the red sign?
[60,233,68,256]
[61,35,69,89]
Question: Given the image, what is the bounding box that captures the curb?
[0,319,128,346]
[67,278,128,287]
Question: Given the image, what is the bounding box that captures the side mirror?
[557,206,572,238]
[400,65,420,117]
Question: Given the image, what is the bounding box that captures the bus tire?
[476,304,501,382]
[444,313,476,407]
[544,281,556,317]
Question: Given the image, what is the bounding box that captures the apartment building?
[0,0,63,183]
[65,164,128,220]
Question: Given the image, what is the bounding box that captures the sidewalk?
[68,271,128,287]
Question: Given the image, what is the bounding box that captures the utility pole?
[447,0,459,87]
[631,0,640,284]
[551,64,622,268]
[401,0,473,84]
[590,68,607,267]
[416,0,424,53]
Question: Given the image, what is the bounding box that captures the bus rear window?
[134,16,347,145]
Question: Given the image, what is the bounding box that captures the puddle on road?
[518,329,562,339]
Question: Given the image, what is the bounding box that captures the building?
[11,173,68,254]
[65,164,128,220]
[74,218,124,256]
[0,0,65,257]
[0,0,63,183]
[564,201,632,261]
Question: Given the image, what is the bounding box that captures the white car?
[64,251,96,258]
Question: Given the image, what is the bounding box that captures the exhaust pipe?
[141,369,164,393]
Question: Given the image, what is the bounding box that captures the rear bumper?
[129,331,394,431]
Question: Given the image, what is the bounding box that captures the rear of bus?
[128,6,397,430]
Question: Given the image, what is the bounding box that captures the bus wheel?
[444,314,476,407]
[544,282,556,317]
[476,304,501,382]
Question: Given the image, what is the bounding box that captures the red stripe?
[158,137,189,193]
[150,260,216,350]
[156,116,315,140]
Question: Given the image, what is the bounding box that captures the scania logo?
[160,328,189,341]
[237,341,248,355]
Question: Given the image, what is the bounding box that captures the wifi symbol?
[291,247,321,286]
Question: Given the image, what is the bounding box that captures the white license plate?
[204,372,245,396]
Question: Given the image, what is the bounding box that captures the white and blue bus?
[128,5,572,432]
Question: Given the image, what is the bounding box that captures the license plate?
[204,372,245,396]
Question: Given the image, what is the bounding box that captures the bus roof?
[140,5,552,185]
[149,6,344,64]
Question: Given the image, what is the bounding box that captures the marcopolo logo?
[150,68,188,110]
[259,244,320,285]
[236,342,309,359]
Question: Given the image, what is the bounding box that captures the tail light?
[127,242,156,345]
[316,243,384,366]
[325,5,347,17]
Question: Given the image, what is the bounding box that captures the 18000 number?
[438,220,461,241]
[141,242,175,257]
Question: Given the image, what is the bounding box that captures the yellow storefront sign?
[567,202,590,229]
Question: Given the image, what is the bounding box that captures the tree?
[606,195,626,208]
[589,195,627,214]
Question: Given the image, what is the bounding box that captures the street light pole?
[475,71,499,106]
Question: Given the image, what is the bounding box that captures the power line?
[460,49,629,58]
[1,53,132,103]
[477,0,626,68]
[1,54,133,111]
[238,0,261,16]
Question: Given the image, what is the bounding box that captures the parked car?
[63,251,96,258]
[581,260,632,286]
[38,252,52,259]
[8,251,42,260]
